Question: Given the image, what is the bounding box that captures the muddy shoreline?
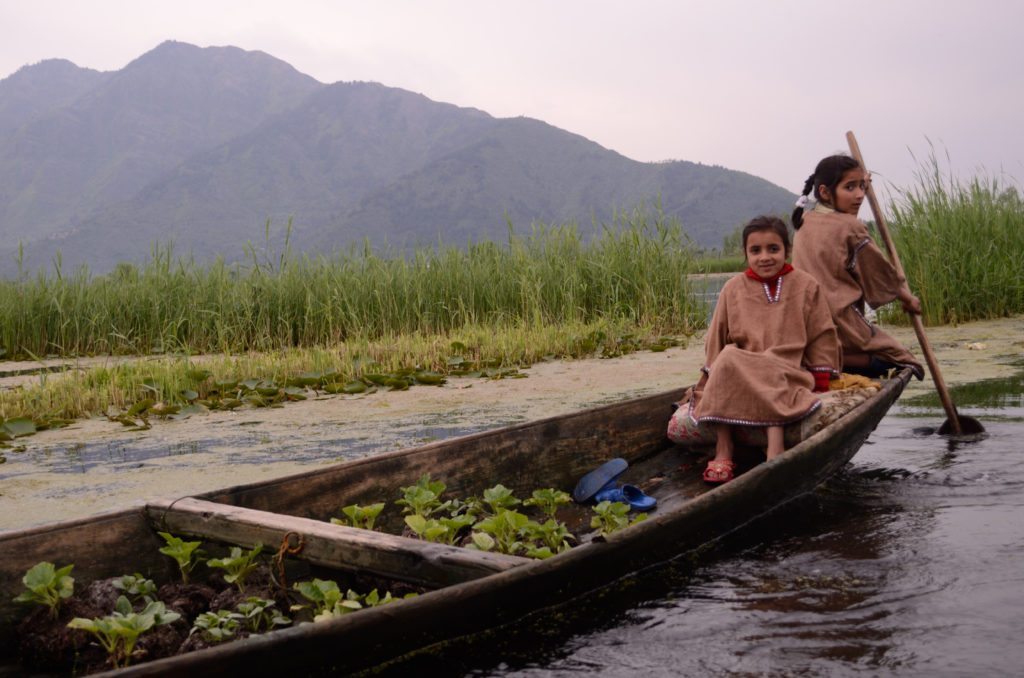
[2,315,1021,532]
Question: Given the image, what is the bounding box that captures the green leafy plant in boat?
[293,579,410,622]
[590,500,647,537]
[404,513,476,545]
[207,544,263,592]
[235,597,291,633]
[292,579,362,622]
[470,509,532,556]
[191,610,244,644]
[331,502,386,530]
[523,488,571,519]
[158,532,203,584]
[68,596,180,669]
[480,484,521,515]
[12,561,74,619]
[112,573,157,604]
[396,474,450,518]
[524,518,576,556]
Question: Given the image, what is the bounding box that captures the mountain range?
[0,41,795,275]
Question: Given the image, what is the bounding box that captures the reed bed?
[0,318,685,422]
[0,207,703,423]
[884,157,1024,325]
[0,208,703,359]
[694,255,745,274]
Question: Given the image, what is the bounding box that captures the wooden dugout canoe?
[0,368,911,676]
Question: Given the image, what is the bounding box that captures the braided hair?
[792,154,861,229]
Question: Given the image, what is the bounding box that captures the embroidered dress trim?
[761,275,783,304]
[847,238,871,271]
[851,303,877,337]
[745,265,791,304]
[687,397,822,428]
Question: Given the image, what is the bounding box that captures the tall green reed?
[886,155,1024,325]
[0,206,704,358]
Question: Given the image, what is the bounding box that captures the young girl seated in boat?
[791,154,924,379]
[690,216,839,483]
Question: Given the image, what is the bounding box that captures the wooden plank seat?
[667,378,882,448]
[146,497,529,590]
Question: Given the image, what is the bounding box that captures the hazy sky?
[2,0,1022,200]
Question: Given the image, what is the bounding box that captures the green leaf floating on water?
[341,381,366,394]
[414,371,446,385]
[3,418,37,438]
[170,404,207,420]
[292,372,322,387]
[128,398,154,416]
[283,387,307,401]
[385,378,409,391]
[240,378,261,392]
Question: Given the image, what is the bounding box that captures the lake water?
[375,372,1024,677]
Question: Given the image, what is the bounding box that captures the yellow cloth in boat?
[667,375,881,448]
[830,373,880,390]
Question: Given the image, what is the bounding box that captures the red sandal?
[703,459,735,484]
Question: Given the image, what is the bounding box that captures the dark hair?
[742,215,790,255]
[792,154,861,228]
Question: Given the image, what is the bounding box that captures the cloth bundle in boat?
[667,379,881,448]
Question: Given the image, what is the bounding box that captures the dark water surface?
[378,374,1024,677]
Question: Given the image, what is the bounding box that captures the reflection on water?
[902,372,1024,421]
[374,373,1024,677]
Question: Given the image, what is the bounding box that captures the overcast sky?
[2,0,1021,201]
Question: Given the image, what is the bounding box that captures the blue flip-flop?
[621,484,657,511]
[572,457,628,503]
[594,483,656,511]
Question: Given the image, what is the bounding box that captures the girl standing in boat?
[791,154,924,379]
[690,216,839,483]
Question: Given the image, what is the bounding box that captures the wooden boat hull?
[0,369,910,676]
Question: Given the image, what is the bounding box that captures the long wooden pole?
[845,131,963,434]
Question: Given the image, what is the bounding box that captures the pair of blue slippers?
[571,457,656,511]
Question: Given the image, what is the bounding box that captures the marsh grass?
[0,207,702,358]
[882,155,1024,325]
[0,207,704,426]
[694,256,745,274]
